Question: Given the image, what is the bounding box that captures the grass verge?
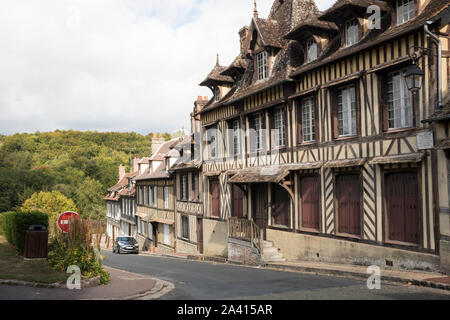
[0,234,67,284]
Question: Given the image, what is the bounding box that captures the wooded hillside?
[0,130,168,219]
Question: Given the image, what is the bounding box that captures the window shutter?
[269,109,275,148]
[283,106,288,147]
[331,90,339,139]
[249,116,256,152]
[380,74,389,132]
[297,100,303,144]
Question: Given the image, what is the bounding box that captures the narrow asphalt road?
[102,251,450,300]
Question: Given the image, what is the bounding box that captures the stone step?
[262,252,284,260]
[264,257,287,263]
[262,247,279,254]
[263,240,274,248]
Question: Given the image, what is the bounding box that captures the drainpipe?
[424,21,443,109]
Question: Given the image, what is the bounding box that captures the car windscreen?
[117,237,136,244]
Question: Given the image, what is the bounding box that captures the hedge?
[2,211,48,253]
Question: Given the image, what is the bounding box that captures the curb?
[0,279,64,289]
[101,266,175,300]
[265,263,450,291]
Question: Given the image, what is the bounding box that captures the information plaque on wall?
[417,131,434,150]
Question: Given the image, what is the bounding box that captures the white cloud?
[0,0,334,135]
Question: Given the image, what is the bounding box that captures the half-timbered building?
[196,0,450,271]
[105,159,139,241]
[172,97,208,255]
[134,135,188,254]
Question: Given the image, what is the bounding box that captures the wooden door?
[272,184,290,227]
[336,174,361,236]
[232,185,244,218]
[210,179,220,217]
[300,175,320,231]
[197,218,203,254]
[252,185,268,238]
[386,172,420,244]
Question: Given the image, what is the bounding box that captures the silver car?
[113,237,139,254]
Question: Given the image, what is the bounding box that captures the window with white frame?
[181,215,189,239]
[232,119,241,156]
[153,187,157,207]
[338,85,357,136]
[306,38,318,63]
[207,127,218,159]
[163,224,170,245]
[148,186,153,207]
[164,186,170,209]
[214,86,220,102]
[192,173,199,201]
[254,113,264,151]
[397,0,414,25]
[302,97,315,142]
[181,174,188,201]
[387,70,413,129]
[143,186,147,206]
[257,51,268,80]
[345,19,359,46]
[274,107,285,147]
[139,187,143,205]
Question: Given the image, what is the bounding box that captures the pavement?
[0,265,172,300]
[133,248,450,291]
[100,250,450,300]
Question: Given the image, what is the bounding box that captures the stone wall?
[267,228,441,272]
[202,219,228,257]
[176,239,198,255]
[440,239,450,274]
[228,238,262,266]
[158,244,175,255]
[136,234,152,252]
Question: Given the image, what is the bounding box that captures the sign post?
[57,211,79,233]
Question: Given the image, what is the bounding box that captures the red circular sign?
[57,211,79,233]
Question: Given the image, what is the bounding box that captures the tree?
[21,191,77,234]
[75,178,106,221]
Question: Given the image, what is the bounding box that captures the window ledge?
[385,127,415,134]
[336,232,361,240]
[385,239,420,248]
[334,135,358,141]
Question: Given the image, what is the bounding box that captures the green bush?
[2,211,48,253]
[48,233,110,285]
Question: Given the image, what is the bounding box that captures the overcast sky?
[0,0,334,135]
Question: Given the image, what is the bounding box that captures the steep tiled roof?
[291,0,450,77]
[107,171,138,192]
[220,56,250,77]
[199,63,234,87]
[134,135,190,181]
[198,0,317,107]
[284,15,339,40]
[319,0,390,23]
[150,138,182,161]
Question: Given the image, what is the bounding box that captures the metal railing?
[228,217,262,253]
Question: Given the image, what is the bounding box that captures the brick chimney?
[151,133,165,155]
[118,164,126,181]
[192,96,208,134]
[132,156,139,173]
[239,26,249,54]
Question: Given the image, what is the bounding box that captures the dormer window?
[257,51,268,80]
[214,87,220,102]
[397,0,414,25]
[306,38,318,63]
[345,19,359,46]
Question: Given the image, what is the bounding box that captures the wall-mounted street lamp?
[404,64,424,94]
